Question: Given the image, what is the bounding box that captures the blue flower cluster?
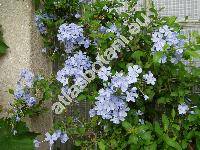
[56,51,92,87]
[151,25,185,64]
[90,65,156,124]
[55,49,156,124]
[89,88,130,124]
[57,23,90,52]
[14,69,37,107]
[111,72,129,92]
[35,14,56,34]
[110,65,143,93]
[34,130,69,148]
[45,130,69,146]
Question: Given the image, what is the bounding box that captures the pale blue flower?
[14,83,24,99]
[42,48,47,53]
[75,13,81,18]
[127,65,142,84]
[152,32,163,42]
[74,77,88,88]
[33,139,41,148]
[98,66,111,81]
[16,115,20,122]
[89,109,96,117]
[56,69,69,86]
[126,87,138,102]
[103,5,109,11]
[45,132,58,145]
[178,103,189,115]
[44,130,69,146]
[20,69,34,88]
[26,97,36,107]
[136,110,144,115]
[99,26,107,33]
[139,119,144,124]
[159,55,167,63]
[143,71,156,85]
[60,132,69,143]
[35,15,47,34]
[57,51,92,88]
[84,39,90,48]
[111,72,129,92]
[143,95,149,100]
[152,39,166,52]
[106,24,120,36]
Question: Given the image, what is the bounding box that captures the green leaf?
[162,114,169,132]
[145,142,157,150]
[154,122,163,136]
[98,140,106,150]
[74,140,82,146]
[77,94,86,101]
[78,127,85,135]
[131,51,145,65]
[172,124,180,131]
[157,97,171,104]
[0,40,8,54]
[122,121,132,131]
[131,51,145,59]
[167,16,177,26]
[153,51,163,63]
[163,135,182,150]
[128,134,138,144]
[8,89,14,95]
[185,50,200,58]
[141,131,152,143]
[171,108,176,120]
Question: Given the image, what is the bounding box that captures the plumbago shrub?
[5,0,200,149]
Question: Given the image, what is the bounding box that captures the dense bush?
[5,0,200,149]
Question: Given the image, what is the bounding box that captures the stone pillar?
[0,0,52,149]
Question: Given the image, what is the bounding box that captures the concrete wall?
[0,0,52,149]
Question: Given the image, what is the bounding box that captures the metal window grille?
[153,0,200,21]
